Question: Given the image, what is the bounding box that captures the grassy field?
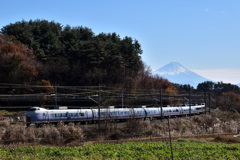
[0,140,239,160]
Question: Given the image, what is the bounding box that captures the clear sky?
[1,0,240,84]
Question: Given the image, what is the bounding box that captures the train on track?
[26,103,205,126]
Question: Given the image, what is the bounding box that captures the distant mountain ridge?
[152,62,210,88]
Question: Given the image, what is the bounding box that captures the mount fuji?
[152,62,210,88]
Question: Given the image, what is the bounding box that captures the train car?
[163,107,181,117]
[91,108,147,121]
[195,103,205,114]
[181,104,205,115]
[144,108,161,120]
[26,107,48,126]
[133,108,147,119]
[47,108,93,123]
[181,106,192,116]
[26,107,92,126]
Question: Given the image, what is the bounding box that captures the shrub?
[1,126,25,144]
[36,125,61,145]
[57,122,84,143]
[25,125,36,143]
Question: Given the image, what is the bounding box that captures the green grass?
[0,141,240,159]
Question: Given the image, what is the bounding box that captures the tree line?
[174,81,240,112]
[0,19,174,94]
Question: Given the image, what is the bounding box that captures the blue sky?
[1,0,240,83]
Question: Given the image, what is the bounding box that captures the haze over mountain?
[152,62,210,88]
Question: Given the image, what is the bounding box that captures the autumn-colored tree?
[35,80,54,93]
[0,35,38,84]
[217,92,240,112]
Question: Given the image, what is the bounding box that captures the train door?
[43,112,49,122]
[66,112,70,120]
[85,110,89,119]
[27,114,31,122]
[93,109,98,121]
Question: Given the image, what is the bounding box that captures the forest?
[1,19,240,111]
[0,19,173,89]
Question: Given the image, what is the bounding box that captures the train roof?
[27,107,47,111]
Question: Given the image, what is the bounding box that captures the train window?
[80,113,84,116]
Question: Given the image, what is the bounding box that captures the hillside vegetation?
[0,19,174,91]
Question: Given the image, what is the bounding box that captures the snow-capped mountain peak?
[154,62,188,75]
[152,62,210,88]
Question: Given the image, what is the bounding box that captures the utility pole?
[208,92,211,114]
[155,90,157,106]
[98,85,101,129]
[121,88,125,108]
[173,95,175,107]
[168,116,174,160]
[204,92,207,115]
[189,89,191,117]
[160,88,163,122]
[54,84,58,107]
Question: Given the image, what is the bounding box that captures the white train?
[26,104,205,126]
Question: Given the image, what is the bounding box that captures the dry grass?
[0,119,10,127]
[214,135,240,143]
[0,122,84,145]
[1,126,25,144]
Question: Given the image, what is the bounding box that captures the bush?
[25,125,36,143]
[36,124,61,145]
[1,126,25,144]
[57,122,84,143]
